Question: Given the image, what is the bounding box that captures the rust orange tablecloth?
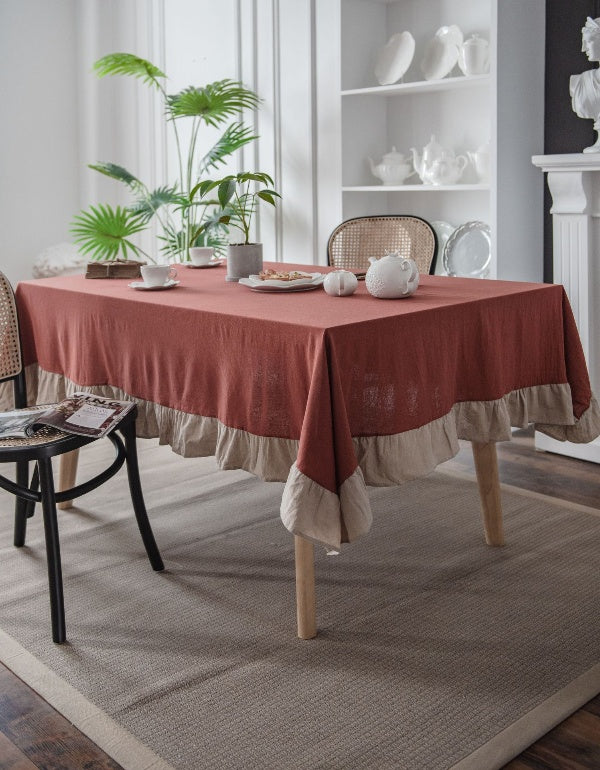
[10,265,600,550]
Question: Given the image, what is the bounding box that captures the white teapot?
[410,135,467,185]
[410,135,444,184]
[369,147,416,186]
[365,252,419,299]
[323,270,358,296]
[427,150,468,185]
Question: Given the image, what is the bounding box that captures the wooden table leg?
[471,441,505,546]
[57,449,80,510]
[294,535,317,639]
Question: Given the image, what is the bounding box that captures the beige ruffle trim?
[1,366,598,548]
[354,386,600,486]
[7,366,299,482]
[281,464,372,552]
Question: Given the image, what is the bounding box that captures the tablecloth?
[7,265,600,550]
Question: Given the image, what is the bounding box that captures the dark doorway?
[543,1,598,281]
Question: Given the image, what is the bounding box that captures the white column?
[531,153,600,463]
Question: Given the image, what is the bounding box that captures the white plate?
[128,280,180,291]
[247,272,324,288]
[443,221,491,278]
[239,278,323,293]
[431,221,456,275]
[374,31,415,86]
[186,260,224,269]
[435,24,463,48]
[420,34,459,81]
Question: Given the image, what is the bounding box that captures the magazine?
[0,393,135,440]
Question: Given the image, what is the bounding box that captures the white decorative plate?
[374,31,416,86]
[435,24,463,49]
[239,279,323,293]
[246,272,324,288]
[443,221,491,278]
[128,280,180,291]
[431,221,456,275]
[420,34,459,81]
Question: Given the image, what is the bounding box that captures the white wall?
[0,0,79,285]
[0,0,162,284]
[162,0,341,264]
[0,0,340,284]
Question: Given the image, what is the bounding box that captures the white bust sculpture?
[570,17,600,153]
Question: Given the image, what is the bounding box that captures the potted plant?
[193,171,280,281]
[70,53,260,265]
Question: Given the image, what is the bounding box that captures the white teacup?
[189,247,215,266]
[140,264,177,287]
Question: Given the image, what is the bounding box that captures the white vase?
[226,243,263,282]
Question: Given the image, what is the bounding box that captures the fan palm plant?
[71,53,260,263]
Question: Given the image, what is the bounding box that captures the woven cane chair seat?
[0,427,69,448]
[0,272,22,381]
[0,404,69,447]
[327,215,437,275]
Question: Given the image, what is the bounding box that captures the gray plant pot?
[226,243,263,282]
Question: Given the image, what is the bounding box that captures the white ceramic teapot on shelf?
[365,252,419,299]
[467,141,490,182]
[458,34,490,76]
[411,136,467,185]
[427,150,468,185]
[368,147,416,186]
[410,134,444,184]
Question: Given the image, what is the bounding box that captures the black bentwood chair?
[0,271,164,643]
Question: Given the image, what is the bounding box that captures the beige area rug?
[0,440,599,770]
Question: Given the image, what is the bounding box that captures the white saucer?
[186,260,224,269]
[128,280,180,291]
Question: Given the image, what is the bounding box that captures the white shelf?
[343,184,490,192]
[334,0,545,282]
[341,74,490,98]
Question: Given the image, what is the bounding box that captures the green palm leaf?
[129,186,182,221]
[70,204,147,261]
[93,53,165,89]
[158,226,185,258]
[89,162,141,188]
[197,123,258,175]
[167,80,260,126]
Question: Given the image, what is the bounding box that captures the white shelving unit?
[338,0,545,281]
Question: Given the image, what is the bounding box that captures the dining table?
[7,262,600,639]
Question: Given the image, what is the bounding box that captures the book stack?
[85,259,145,279]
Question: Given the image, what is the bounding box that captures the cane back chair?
[0,271,164,643]
[327,215,438,274]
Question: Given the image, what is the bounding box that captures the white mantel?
[531,153,600,463]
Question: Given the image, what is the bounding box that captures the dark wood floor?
[0,430,598,769]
